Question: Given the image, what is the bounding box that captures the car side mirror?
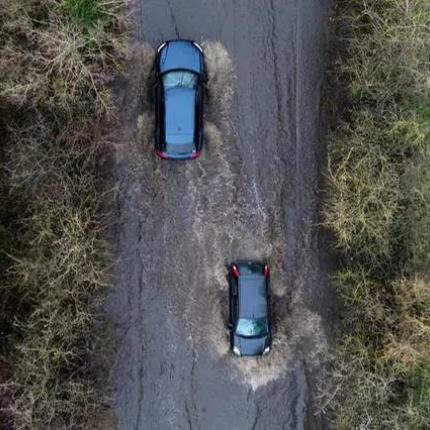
[228,323,233,330]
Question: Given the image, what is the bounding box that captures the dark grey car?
[229,261,272,357]
[153,40,205,160]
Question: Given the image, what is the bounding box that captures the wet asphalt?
[109,0,335,429]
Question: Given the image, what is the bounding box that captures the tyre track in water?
[109,1,336,429]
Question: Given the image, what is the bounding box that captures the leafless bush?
[0,0,126,428]
[322,0,430,428]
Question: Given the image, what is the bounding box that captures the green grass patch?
[63,0,110,29]
[323,0,430,428]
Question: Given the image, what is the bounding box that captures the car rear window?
[166,142,195,154]
[238,262,263,276]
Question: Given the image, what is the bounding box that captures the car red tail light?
[264,264,270,278]
[191,150,201,159]
[156,149,169,160]
[231,265,240,278]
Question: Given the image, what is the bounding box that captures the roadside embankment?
[0,1,125,428]
[323,1,430,428]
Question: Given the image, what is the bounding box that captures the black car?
[228,261,272,357]
[153,40,205,160]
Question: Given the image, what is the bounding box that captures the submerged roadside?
[0,1,126,428]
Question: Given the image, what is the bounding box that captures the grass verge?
[322,1,430,428]
[0,0,125,428]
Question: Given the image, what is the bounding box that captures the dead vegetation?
[0,0,125,428]
[322,0,430,428]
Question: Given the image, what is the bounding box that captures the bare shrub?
[322,0,430,427]
[0,0,125,428]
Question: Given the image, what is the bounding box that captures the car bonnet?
[159,41,202,74]
[234,334,268,356]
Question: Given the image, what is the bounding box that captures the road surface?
[109,0,335,428]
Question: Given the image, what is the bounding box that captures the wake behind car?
[228,261,272,357]
[154,40,205,160]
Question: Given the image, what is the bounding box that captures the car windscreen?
[235,317,268,337]
[162,71,198,90]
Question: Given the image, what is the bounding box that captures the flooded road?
[109,0,336,428]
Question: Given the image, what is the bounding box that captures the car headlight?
[233,346,241,356]
[157,42,167,53]
[262,346,270,356]
[193,41,203,53]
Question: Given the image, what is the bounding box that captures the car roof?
[164,88,196,145]
[238,275,268,319]
[159,40,202,74]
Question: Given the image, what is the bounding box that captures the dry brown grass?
[322,0,430,428]
[0,0,125,428]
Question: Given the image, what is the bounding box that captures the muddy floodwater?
[109,0,336,429]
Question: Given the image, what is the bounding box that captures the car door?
[197,79,204,149]
[229,275,238,326]
[265,277,272,339]
[153,80,162,148]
